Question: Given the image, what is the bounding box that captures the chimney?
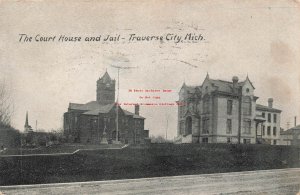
[232,76,239,93]
[268,98,273,108]
[135,104,140,115]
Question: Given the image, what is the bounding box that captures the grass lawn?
[0,143,126,155]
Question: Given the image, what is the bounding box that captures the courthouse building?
[63,71,149,144]
[175,74,281,144]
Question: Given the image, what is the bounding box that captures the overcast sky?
[1,0,299,139]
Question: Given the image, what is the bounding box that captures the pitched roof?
[69,103,84,110]
[210,79,233,93]
[69,101,145,118]
[99,71,112,82]
[256,104,281,113]
[281,125,300,135]
[69,101,103,111]
[185,85,197,93]
[123,110,145,119]
[82,103,115,115]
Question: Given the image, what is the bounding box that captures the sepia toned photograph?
[0,0,300,194]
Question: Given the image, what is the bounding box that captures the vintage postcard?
[0,0,299,194]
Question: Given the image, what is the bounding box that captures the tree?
[0,79,14,127]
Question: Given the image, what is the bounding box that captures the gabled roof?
[180,83,199,94]
[244,75,255,89]
[256,104,281,113]
[180,76,255,98]
[281,125,300,135]
[185,85,197,93]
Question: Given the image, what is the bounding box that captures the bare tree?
[0,79,14,127]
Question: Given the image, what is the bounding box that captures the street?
[1,168,300,195]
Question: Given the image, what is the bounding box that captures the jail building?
[175,74,281,144]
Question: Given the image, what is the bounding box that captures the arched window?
[242,96,252,115]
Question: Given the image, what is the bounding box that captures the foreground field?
[1,168,299,195]
[0,143,299,185]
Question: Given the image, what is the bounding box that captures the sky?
[0,0,300,139]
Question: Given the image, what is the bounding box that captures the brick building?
[64,71,149,144]
[175,74,281,144]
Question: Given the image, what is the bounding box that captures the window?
[242,96,252,115]
[273,140,277,145]
[227,100,233,115]
[205,86,208,92]
[273,127,277,136]
[227,137,231,143]
[267,126,271,135]
[243,139,251,144]
[202,137,208,143]
[243,119,251,134]
[246,88,250,93]
[203,95,210,114]
[202,118,209,134]
[268,113,271,122]
[262,112,265,118]
[90,119,98,130]
[273,114,277,123]
[262,125,265,136]
[185,117,192,135]
[180,122,184,135]
[179,104,187,117]
[226,119,232,134]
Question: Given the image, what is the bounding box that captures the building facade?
[63,71,149,144]
[175,74,281,144]
[255,100,281,145]
[279,125,300,146]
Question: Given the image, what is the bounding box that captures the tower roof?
[99,71,112,82]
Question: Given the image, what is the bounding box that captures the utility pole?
[110,65,137,143]
[165,114,169,141]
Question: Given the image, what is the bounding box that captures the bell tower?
[96,71,115,105]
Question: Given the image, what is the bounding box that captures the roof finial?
[182,78,186,87]
[205,72,209,79]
